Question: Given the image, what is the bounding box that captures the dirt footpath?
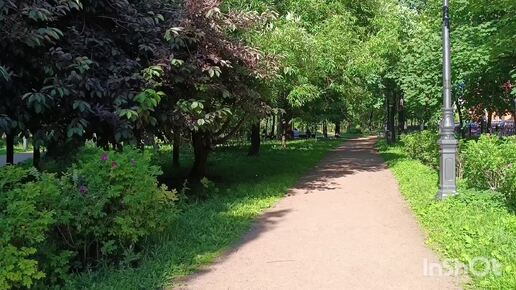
[178,137,460,290]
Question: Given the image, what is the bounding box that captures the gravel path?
[0,153,33,167]
[177,137,460,290]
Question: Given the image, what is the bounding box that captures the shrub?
[56,147,178,268]
[0,147,178,289]
[462,135,516,200]
[400,131,439,168]
[0,167,68,290]
[347,127,362,134]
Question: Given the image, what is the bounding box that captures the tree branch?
[213,116,246,145]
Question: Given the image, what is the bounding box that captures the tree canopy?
[1,0,514,169]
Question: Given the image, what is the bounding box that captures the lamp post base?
[437,188,457,200]
[436,136,458,200]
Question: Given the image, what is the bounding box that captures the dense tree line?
[1,0,515,174]
[0,0,277,177]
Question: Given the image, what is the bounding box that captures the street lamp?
[437,0,458,200]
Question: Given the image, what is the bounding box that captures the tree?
[158,0,277,178]
[1,0,179,163]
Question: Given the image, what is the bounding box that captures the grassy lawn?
[378,142,516,289]
[66,137,348,289]
[0,143,33,155]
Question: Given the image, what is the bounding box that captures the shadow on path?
[179,136,459,290]
[289,137,385,194]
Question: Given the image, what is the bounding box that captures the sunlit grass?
[378,141,516,289]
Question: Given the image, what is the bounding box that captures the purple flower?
[130,159,137,166]
[111,161,118,169]
[79,185,89,194]
[101,152,109,161]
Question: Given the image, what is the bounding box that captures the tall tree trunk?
[190,131,210,179]
[487,111,493,134]
[277,116,283,141]
[6,133,14,165]
[33,144,40,169]
[334,122,341,137]
[480,116,486,134]
[172,127,181,167]
[456,100,465,139]
[323,122,328,138]
[398,97,405,135]
[23,137,28,151]
[264,118,269,140]
[281,117,288,148]
[270,115,276,139]
[388,96,396,144]
[248,122,261,156]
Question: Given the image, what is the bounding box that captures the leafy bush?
[462,135,516,200]
[0,147,178,289]
[400,131,439,168]
[346,127,362,134]
[56,147,178,268]
[0,167,68,290]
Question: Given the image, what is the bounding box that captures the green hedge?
[462,135,515,200]
[400,131,515,201]
[0,147,177,289]
[400,131,439,168]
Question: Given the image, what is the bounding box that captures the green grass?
[0,143,33,155]
[378,141,516,289]
[65,137,349,289]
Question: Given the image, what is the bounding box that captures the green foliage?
[56,147,178,267]
[346,127,363,135]
[0,167,64,290]
[400,131,439,168]
[0,147,178,289]
[379,142,516,289]
[462,135,516,200]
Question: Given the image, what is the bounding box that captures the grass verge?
[66,137,348,289]
[0,143,33,155]
[378,141,516,289]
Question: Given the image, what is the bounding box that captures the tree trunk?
[33,144,40,169]
[172,127,181,167]
[322,122,328,138]
[281,117,288,148]
[398,97,405,135]
[23,137,28,151]
[480,116,486,134]
[248,122,261,156]
[190,131,210,179]
[334,122,341,137]
[6,133,14,165]
[387,95,396,144]
[487,111,493,134]
[264,118,269,140]
[368,109,374,130]
[456,100,465,139]
[270,115,276,139]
